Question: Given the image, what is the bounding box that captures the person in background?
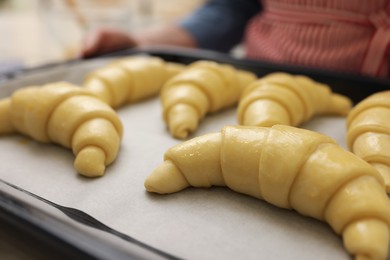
[81,0,390,78]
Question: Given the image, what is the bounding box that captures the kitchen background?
[0,0,204,72]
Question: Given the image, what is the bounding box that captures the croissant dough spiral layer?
[145,125,390,260]
[237,73,352,127]
[83,56,185,108]
[0,82,123,177]
[161,60,257,139]
[347,90,390,192]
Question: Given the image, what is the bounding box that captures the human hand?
[80,27,137,58]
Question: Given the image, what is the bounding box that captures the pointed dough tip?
[328,94,353,116]
[145,160,189,194]
[74,146,106,177]
[172,125,190,139]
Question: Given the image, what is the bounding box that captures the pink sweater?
[245,0,390,77]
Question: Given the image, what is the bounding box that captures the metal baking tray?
[0,47,389,260]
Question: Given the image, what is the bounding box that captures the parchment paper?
[0,57,379,260]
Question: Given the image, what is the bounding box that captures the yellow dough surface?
[83,55,185,108]
[161,60,257,139]
[0,82,123,177]
[347,90,390,192]
[237,72,352,127]
[145,125,390,260]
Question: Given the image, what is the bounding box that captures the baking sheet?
[0,55,386,260]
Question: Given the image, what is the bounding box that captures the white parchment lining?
[0,57,374,260]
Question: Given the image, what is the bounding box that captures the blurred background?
[0,0,204,72]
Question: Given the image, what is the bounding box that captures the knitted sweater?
[245,0,390,77]
[181,0,390,77]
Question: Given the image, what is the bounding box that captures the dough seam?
[323,173,386,231]
[241,95,294,126]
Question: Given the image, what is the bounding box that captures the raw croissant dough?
[145,125,390,260]
[0,82,123,177]
[237,72,352,127]
[84,56,185,108]
[347,90,390,193]
[160,60,257,139]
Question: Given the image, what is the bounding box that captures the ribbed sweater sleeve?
[179,0,261,53]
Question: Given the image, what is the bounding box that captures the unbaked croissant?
[0,82,123,177]
[161,60,257,139]
[83,56,185,108]
[145,125,390,260]
[347,90,390,193]
[237,73,352,127]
